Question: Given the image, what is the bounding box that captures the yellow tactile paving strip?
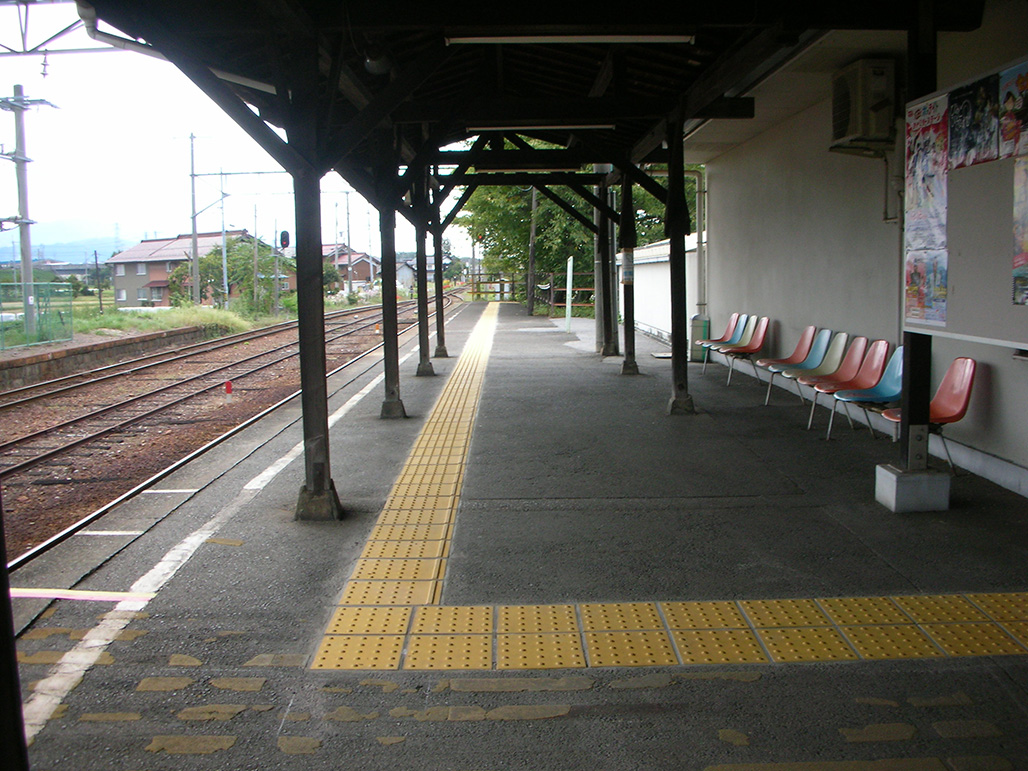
[312,303,1028,671]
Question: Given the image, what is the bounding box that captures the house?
[322,244,380,285]
[108,231,296,307]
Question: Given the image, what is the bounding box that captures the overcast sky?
[0,3,467,262]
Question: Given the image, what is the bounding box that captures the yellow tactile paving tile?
[839,624,944,660]
[740,599,831,628]
[360,539,448,560]
[403,634,492,670]
[1004,621,1028,647]
[757,627,859,663]
[921,623,1027,656]
[671,629,769,664]
[892,594,989,623]
[498,605,579,634]
[367,524,450,541]
[498,633,586,669]
[580,602,663,631]
[662,601,748,630]
[412,606,493,634]
[585,631,678,667]
[311,635,404,670]
[351,559,445,582]
[967,592,1028,620]
[340,581,438,606]
[818,596,911,626]
[325,606,411,636]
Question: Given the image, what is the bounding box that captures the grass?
[73,304,254,338]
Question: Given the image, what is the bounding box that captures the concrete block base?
[875,464,950,513]
[295,481,344,521]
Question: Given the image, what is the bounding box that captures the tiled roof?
[107,231,248,263]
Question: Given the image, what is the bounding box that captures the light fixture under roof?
[446,35,696,45]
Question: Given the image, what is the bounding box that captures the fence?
[535,272,595,316]
[0,283,74,351]
[468,273,519,302]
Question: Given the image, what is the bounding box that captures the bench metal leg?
[806,392,819,430]
[764,372,776,405]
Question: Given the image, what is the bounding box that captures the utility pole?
[94,250,103,313]
[220,171,228,307]
[253,205,259,305]
[190,134,200,304]
[1,85,54,338]
[345,191,352,296]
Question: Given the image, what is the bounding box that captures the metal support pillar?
[619,175,639,375]
[1,493,32,771]
[432,195,449,358]
[901,0,937,471]
[527,188,539,317]
[666,116,695,415]
[292,168,343,520]
[414,170,435,377]
[379,203,407,418]
[596,176,617,356]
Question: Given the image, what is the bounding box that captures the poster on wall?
[905,249,949,325]
[999,61,1028,159]
[1015,157,1028,305]
[905,95,949,252]
[949,74,999,169]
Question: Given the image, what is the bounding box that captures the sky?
[0,3,469,263]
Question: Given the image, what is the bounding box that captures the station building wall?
[704,9,1028,492]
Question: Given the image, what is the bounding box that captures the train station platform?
[12,299,1028,770]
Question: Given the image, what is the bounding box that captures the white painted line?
[141,489,199,494]
[76,531,144,537]
[243,350,415,492]
[19,312,459,743]
[10,588,155,602]
[21,485,257,744]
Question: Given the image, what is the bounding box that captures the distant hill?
[0,236,124,264]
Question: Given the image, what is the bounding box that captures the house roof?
[107,231,249,263]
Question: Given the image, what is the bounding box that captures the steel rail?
[0,314,388,479]
[6,292,460,571]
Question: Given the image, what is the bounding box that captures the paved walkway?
[13,300,1028,769]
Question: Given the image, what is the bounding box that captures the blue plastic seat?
[700,314,748,374]
[830,346,904,440]
[761,328,832,405]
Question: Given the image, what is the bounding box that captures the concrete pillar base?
[875,463,950,513]
[667,394,696,415]
[621,359,639,375]
[434,345,449,358]
[416,361,436,377]
[381,399,407,419]
[295,480,343,521]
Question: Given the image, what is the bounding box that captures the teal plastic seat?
[700,313,747,374]
[830,345,904,440]
[780,331,848,405]
[762,328,831,405]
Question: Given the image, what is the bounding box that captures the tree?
[455,161,699,288]
[168,236,295,314]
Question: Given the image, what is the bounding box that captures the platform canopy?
[80,0,983,210]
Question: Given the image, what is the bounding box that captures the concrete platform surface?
[11,300,1028,770]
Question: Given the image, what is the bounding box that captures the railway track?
[1,294,455,564]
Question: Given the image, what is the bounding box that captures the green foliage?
[72,304,252,337]
[168,236,295,316]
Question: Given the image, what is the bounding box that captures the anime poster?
[905,249,949,325]
[905,95,949,252]
[1015,157,1028,305]
[999,61,1028,159]
[948,74,999,169]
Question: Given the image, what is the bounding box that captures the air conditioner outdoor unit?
[831,59,896,153]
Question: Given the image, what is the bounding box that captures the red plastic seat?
[720,316,770,385]
[754,324,817,404]
[812,339,891,437]
[881,357,976,472]
[795,336,867,429]
[696,312,740,373]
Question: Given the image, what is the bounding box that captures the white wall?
[618,238,699,344]
[704,4,1028,480]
